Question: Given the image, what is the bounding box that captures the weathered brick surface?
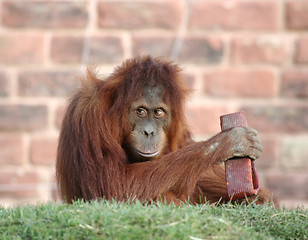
[295,37,308,63]
[178,37,223,64]
[98,1,183,29]
[186,105,235,136]
[190,1,278,30]
[0,171,40,198]
[265,171,308,200]
[30,137,58,165]
[281,137,308,169]
[203,70,276,98]
[134,36,223,64]
[0,134,23,165]
[51,36,124,64]
[231,37,289,65]
[0,72,9,97]
[133,36,174,57]
[56,105,67,129]
[182,73,196,90]
[286,0,308,30]
[18,71,79,97]
[0,105,48,131]
[243,106,308,134]
[2,1,88,28]
[255,138,278,169]
[0,34,44,64]
[281,70,308,98]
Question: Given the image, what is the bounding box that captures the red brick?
[286,0,308,30]
[30,137,58,165]
[203,70,276,98]
[0,72,9,97]
[52,186,60,201]
[178,37,223,64]
[186,105,235,136]
[51,36,83,63]
[0,105,48,131]
[242,106,308,134]
[0,34,44,64]
[0,134,23,165]
[295,38,308,63]
[281,70,308,98]
[18,71,79,97]
[51,36,124,64]
[190,1,278,30]
[231,37,289,65]
[2,1,88,28]
[133,36,174,57]
[255,138,279,169]
[98,1,183,29]
[56,105,67,129]
[281,137,308,169]
[133,36,223,64]
[183,73,196,90]
[265,171,308,199]
[0,170,40,198]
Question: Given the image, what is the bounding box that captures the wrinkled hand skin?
[216,127,263,164]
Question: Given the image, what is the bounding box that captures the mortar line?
[170,0,194,59]
[81,0,98,65]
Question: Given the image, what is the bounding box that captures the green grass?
[0,200,307,240]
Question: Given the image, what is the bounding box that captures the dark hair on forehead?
[102,55,190,150]
[81,55,191,151]
[109,55,189,107]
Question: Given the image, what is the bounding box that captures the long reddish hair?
[56,56,192,202]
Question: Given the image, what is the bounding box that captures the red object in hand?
[220,112,259,200]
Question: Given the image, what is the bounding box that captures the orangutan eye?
[136,107,147,118]
[154,108,165,118]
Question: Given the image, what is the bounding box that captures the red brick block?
[2,1,88,28]
[178,37,223,64]
[0,134,23,165]
[190,1,278,30]
[30,137,58,165]
[18,71,79,97]
[133,36,174,57]
[0,34,44,64]
[203,70,276,98]
[242,106,308,134]
[286,0,308,30]
[295,38,308,63]
[186,105,234,136]
[231,37,289,65]
[98,1,183,29]
[281,70,308,98]
[51,36,124,64]
[0,105,47,131]
[265,171,308,199]
[0,171,40,198]
[0,72,9,97]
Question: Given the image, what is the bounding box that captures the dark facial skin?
[125,85,171,162]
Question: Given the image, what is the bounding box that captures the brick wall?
[0,0,307,208]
